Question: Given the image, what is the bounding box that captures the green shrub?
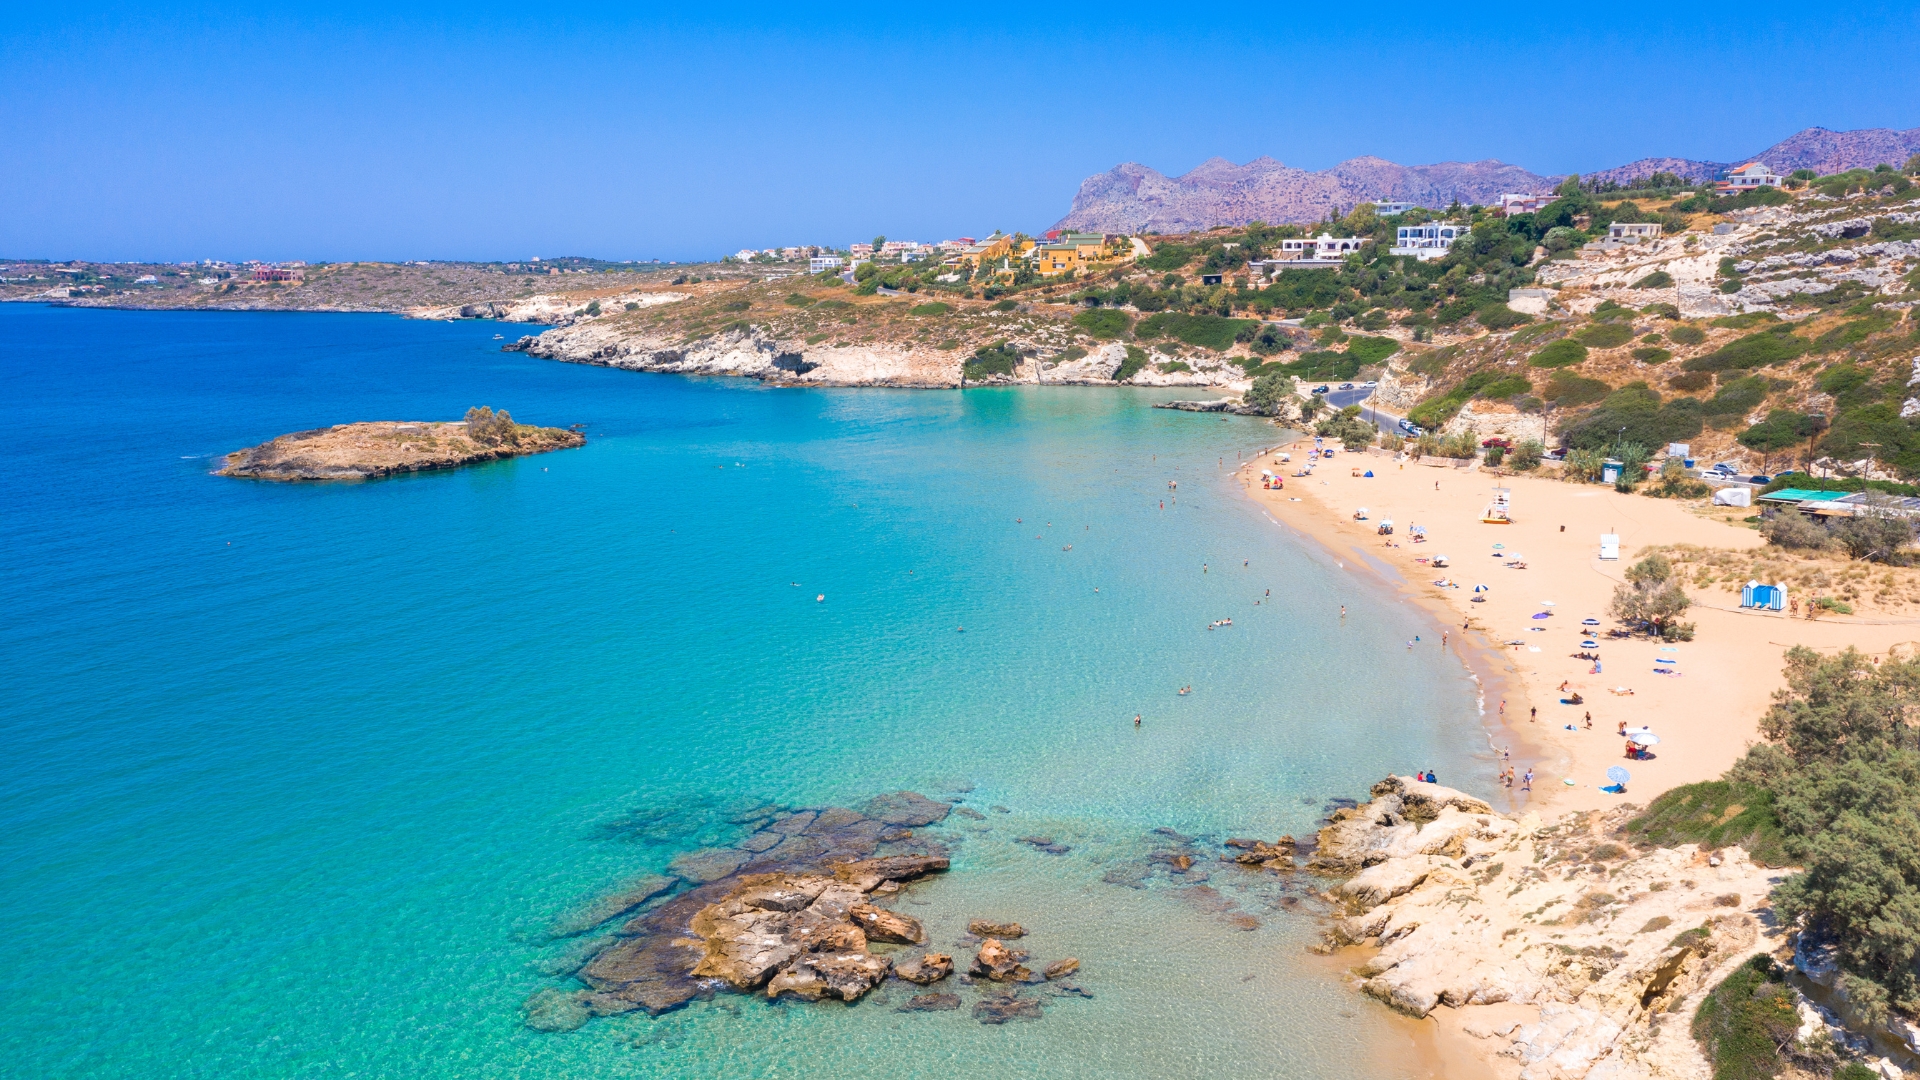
[964,341,1022,380]
[1113,345,1148,382]
[1344,335,1401,364]
[1136,312,1258,351]
[1632,347,1672,363]
[1626,780,1787,865]
[463,406,519,446]
[1530,339,1589,367]
[1692,952,1798,1080]
[1669,324,1707,346]
[1633,270,1674,289]
[785,293,815,307]
[1280,350,1362,381]
[908,301,951,316]
[1711,312,1778,330]
[804,333,828,345]
[1243,372,1290,413]
[722,299,750,311]
[990,299,1018,312]
[1475,303,1532,330]
[1668,370,1712,392]
[1577,322,1636,349]
[934,338,959,350]
[1157,360,1191,373]
[1545,372,1610,406]
[1072,308,1132,340]
[1682,329,1807,372]
[1642,302,1681,319]
[1139,244,1193,271]
[1704,376,1769,417]
[1477,375,1533,399]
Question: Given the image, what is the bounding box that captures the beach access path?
[1245,443,1920,814]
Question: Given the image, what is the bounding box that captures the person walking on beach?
[1522,768,1533,792]
[1442,631,1448,647]
[1584,711,1592,728]
[1530,706,1537,722]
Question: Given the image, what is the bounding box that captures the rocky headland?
[1312,776,1910,1080]
[216,411,582,481]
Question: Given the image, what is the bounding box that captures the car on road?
[1339,382,1355,389]
[1312,385,1330,394]
[1706,462,1740,478]
[1749,475,1772,484]
[1363,380,1378,387]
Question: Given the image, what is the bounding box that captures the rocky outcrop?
[969,938,1035,982]
[1318,777,1795,1080]
[893,953,954,984]
[215,419,582,481]
[510,323,965,388]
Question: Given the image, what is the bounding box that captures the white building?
[1500,192,1557,214]
[879,240,921,255]
[732,248,758,262]
[1390,223,1466,260]
[1371,201,1417,215]
[1278,233,1367,260]
[809,256,844,273]
[1717,162,1783,194]
[1608,222,1662,242]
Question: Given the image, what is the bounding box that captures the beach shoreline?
[1235,432,1920,1079]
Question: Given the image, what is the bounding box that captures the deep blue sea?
[0,304,1486,1078]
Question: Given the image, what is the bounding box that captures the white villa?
[1390,222,1466,260]
[1371,201,1417,215]
[1608,222,1662,242]
[1717,162,1783,194]
[1278,233,1368,259]
[808,255,844,273]
[1500,192,1557,214]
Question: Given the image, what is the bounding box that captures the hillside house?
[1716,162,1783,194]
[809,256,843,273]
[1607,222,1662,242]
[1500,193,1557,214]
[1389,223,1465,260]
[848,243,875,258]
[1279,233,1368,260]
[1372,201,1417,215]
[1032,243,1080,275]
[251,266,304,282]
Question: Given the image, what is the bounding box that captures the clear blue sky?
[4,2,1917,262]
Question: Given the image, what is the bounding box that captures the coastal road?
[1317,386,1409,433]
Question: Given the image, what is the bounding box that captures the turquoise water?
[1,304,1485,1078]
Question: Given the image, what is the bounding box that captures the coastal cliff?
[217,412,582,481]
[1314,776,1904,1080]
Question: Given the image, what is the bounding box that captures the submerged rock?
[967,919,1026,939]
[865,791,953,827]
[1043,958,1080,980]
[973,992,1044,1024]
[547,876,676,938]
[850,903,925,945]
[894,952,954,985]
[900,992,962,1012]
[522,988,593,1032]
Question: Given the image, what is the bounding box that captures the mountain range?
[1051,125,1920,234]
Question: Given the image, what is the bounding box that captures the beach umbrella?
[1582,618,1600,626]
[1492,543,1505,550]
[1629,733,1660,745]
[1531,612,1551,620]
[1658,647,1678,653]
[1607,766,1631,785]
[1581,639,1600,647]
[1540,600,1556,606]
[1654,658,1677,665]
[1474,584,1489,593]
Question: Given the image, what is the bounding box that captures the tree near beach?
[1609,553,1693,640]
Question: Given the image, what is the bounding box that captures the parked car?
[1480,437,1513,449]
[1312,385,1330,394]
[1339,382,1355,389]
[1363,380,1378,387]
[1749,474,1772,484]
[1707,462,1740,478]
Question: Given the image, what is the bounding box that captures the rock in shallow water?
[899,992,961,1012]
[547,876,677,938]
[894,952,954,984]
[668,848,750,884]
[865,791,952,827]
[973,992,1044,1024]
[851,903,925,944]
[967,919,1025,939]
[522,988,592,1032]
[969,938,1034,982]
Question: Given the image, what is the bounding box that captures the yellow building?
[1032,243,1080,275]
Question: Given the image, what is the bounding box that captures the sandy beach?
[1238,438,1920,1077]
[1242,439,1920,817]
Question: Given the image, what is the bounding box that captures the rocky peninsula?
[216,408,582,481]
[1312,775,1908,1080]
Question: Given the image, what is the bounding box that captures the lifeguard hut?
[1481,486,1514,524]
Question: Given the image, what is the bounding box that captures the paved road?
[1316,386,1410,433]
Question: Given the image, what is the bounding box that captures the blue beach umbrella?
[1607,766,1630,785]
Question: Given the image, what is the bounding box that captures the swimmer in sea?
[1134,714,1141,727]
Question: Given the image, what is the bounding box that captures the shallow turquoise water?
[0,305,1485,1078]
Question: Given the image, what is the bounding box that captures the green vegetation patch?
[1711,312,1779,330]
[1545,372,1610,407]
[1632,347,1673,363]
[1278,350,1361,381]
[1669,324,1707,346]
[1344,335,1402,365]
[990,299,1018,312]
[1136,312,1257,352]
[1475,303,1532,330]
[1682,328,1807,372]
[1409,370,1531,428]
[1633,270,1674,289]
[907,301,951,316]
[1562,383,1704,449]
[1577,322,1636,349]
[1138,244,1194,272]
[1072,308,1132,340]
[785,293,815,307]
[1626,780,1786,865]
[964,340,1022,381]
[1690,955,1799,1080]
[1113,345,1148,382]
[1530,339,1589,368]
